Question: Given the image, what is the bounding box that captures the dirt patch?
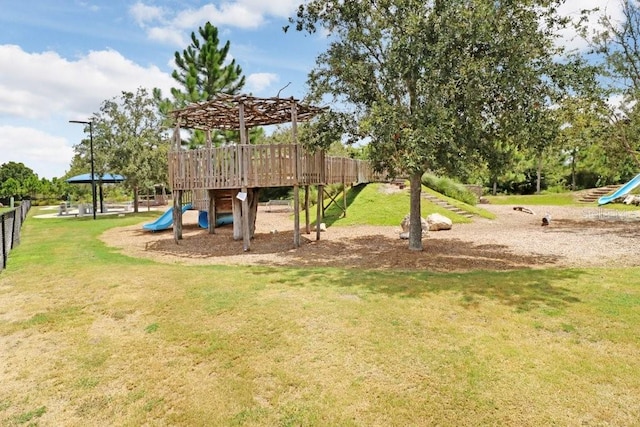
[100,204,640,272]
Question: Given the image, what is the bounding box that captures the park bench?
[265,199,292,212]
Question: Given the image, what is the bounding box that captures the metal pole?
[89,122,97,220]
[69,120,97,220]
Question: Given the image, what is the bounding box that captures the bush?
[421,173,477,205]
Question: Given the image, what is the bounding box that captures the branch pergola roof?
[169,94,326,131]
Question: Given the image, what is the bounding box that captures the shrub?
[421,173,477,205]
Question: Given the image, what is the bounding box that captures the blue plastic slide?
[598,173,640,205]
[197,211,234,229]
[142,203,192,231]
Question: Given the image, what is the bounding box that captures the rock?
[479,197,490,204]
[623,195,640,206]
[400,214,429,233]
[426,213,453,231]
[312,223,327,232]
[399,214,429,239]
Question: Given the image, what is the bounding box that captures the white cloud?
[130,2,166,26]
[175,4,264,30]
[246,73,279,94]
[0,44,176,178]
[556,0,625,52]
[0,44,174,120]
[148,27,185,46]
[0,126,74,179]
[132,0,301,41]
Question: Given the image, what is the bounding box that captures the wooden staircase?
[577,185,621,203]
[422,193,474,218]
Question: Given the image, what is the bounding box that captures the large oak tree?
[292,0,583,250]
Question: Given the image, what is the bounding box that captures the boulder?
[426,213,453,231]
[399,214,429,239]
[623,195,640,206]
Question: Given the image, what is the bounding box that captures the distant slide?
[198,211,233,229]
[598,173,640,205]
[142,203,192,231]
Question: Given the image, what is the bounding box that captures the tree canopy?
[73,88,169,212]
[291,0,584,250]
[591,0,640,168]
[0,162,39,201]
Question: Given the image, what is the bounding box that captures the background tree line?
[5,2,640,228]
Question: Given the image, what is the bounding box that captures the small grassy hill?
[318,183,491,227]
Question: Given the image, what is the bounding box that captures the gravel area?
[100,202,640,272]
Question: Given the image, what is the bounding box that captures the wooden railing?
[325,157,386,185]
[170,144,384,191]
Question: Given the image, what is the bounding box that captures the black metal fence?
[1,201,31,272]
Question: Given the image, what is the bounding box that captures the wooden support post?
[316,184,323,241]
[248,188,259,237]
[343,182,347,218]
[241,187,250,251]
[238,102,251,251]
[293,185,300,247]
[304,185,310,234]
[232,191,242,240]
[207,189,215,234]
[173,190,183,243]
[290,99,302,247]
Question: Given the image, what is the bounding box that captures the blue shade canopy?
[66,173,125,184]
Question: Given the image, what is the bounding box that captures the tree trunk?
[492,180,497,196]
[133,186,139,213]
[408,172,423,252]
[536,156,542,194]
[571,148,577,191]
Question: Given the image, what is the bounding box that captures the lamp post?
[69,120,97,220]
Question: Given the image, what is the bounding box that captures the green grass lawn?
[485,192,578,206]
[0,205,639,425]
[317,183,490,226]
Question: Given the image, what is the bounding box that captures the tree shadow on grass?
[257,264,583,313]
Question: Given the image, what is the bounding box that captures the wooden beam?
[343,183,348,218]
[207,189,215,234]
[322,187,346,218]
[293,185,300,247]
[232,191,242,240]
[304,185,310,234]
[173,190,183,243]
[241,187,250,251]
[316,184,323,241]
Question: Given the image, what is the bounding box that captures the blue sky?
[0,0,623,179]
[0,0,328,179]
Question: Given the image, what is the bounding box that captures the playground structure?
[598,173,640,205]
[168,94,385,251]
[142,203,192,232]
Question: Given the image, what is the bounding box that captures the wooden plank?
[293,185,300,247]
[304,185,310,234]
[316,184,323,241]
[241,186,250,251]
[207,189,215,234]
[232,192,242,240]
[173,190,182,242]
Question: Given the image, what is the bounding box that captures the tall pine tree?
[155,22,246,147]
[171,22,245,104]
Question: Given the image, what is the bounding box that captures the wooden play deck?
[167,94,387,251]
[169,144,382,194]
